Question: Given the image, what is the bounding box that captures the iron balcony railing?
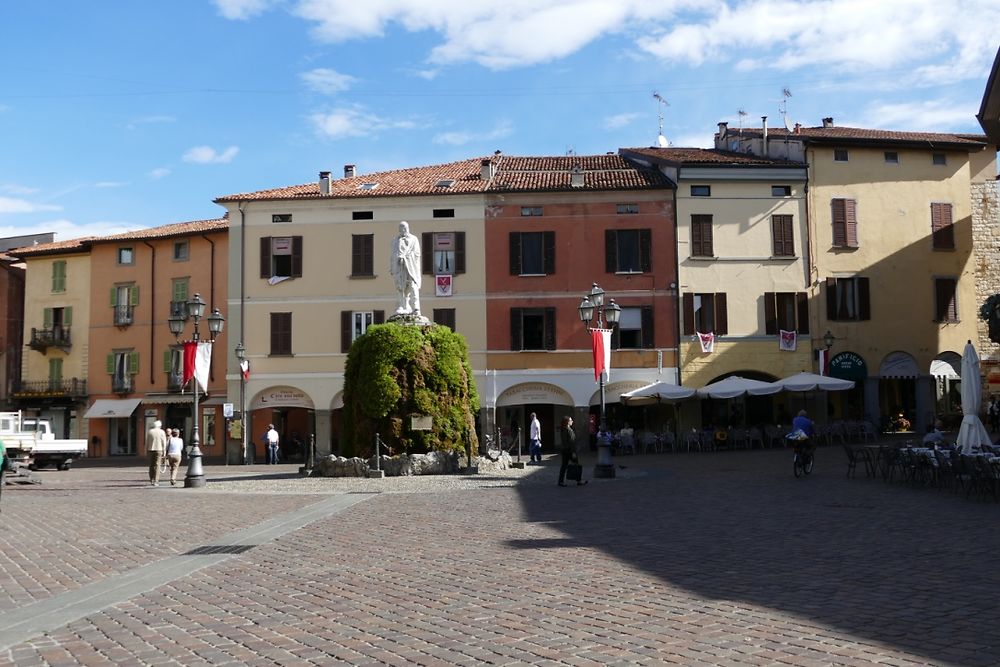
[29,327,71,351]
[111,376,133,394]
[114,304,135,326]
[12,378,88,398]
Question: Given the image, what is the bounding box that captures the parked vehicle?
[0,412,88,470]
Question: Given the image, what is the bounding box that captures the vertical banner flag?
[435,274,453,297]
[697,331,715,353]
[182,341,197,389]
[779,330,797,351]
[240,358,250,381]
[182,341,213,392]
[591,329,612,382]
[818,348,829,376]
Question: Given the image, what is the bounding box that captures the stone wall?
[973,180,1000,361]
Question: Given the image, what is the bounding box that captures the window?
[771,214,795,256]
[613,306,654,349]
[617,203,639,215]
[435,179,456,188]
[163,346,184,390]
[433,308,456,331]
[111,284,138,325]
[48,357,63,390]
[202,409,216,447]
[771,185,791,197]
[270,312,292,356]
[834,148,849,162]
[682,293,728,335]
[107,350,137,393]
[509,232,555,275]
[358,182,378,190]
[690,215,713,257]
[884,151,899,164]
[170,279,188,317]
[340,310,384,352]
[831,198,859,248]
[117,247,134,265]
[934,278,958,323]
[259,236,303,279]
[41,306,72,346]
[510,308,555,351]
[690,185,711,197]
[351,234,374,277]
[432,208,455,218]
[931,202,954,250]
[764,292,809,334]
[422,232,466,275]
[352,211,374,220]
[51,260,66,292]
[605,229,651,273]
[173,241,189,261]
[520,206,543,217]
[932,153,947,166]
[825,277,871,321]
[272,214,292,223]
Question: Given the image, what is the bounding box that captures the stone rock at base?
[315,455,370,477]
[473,451,514,472]
[314,450,468,477]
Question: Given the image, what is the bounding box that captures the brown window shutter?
[682,293,694,336]
[639,229,652,272]
[796,292,809,333]
[764,292,777,335]
[374,310,384,324]
[844,199,858,247]
[605,229,617,273]
[422,233,433,274]
[772,215,794,256]
[931,203,954,249]
[641,306,654,348]
[858,277,871,320]
[363,235,374,276]
[543,231,556,274]
[455,232,465,274]
[715,293,728,335]
[291,236,303,277]
[831,200,846,247]
[692,215,713,257]
[260,237,272,278]
[826,278,838,321]
[509,233,521,275]
[510,308,522,350]
[341,311,351,353]
[544,307,556,350]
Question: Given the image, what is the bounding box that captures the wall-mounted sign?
[250,386,315,410]
[411,415,432,431]
[829,352,868,381]
[436,275,453,297]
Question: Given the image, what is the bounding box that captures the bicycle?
[480,429,517,462]
[791,438,815,477]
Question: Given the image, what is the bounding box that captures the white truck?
[0,412,88,471]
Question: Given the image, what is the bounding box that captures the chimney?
[718,122,728,140]
[761,116,768,157]
[570,166,584,188]
[343,164,356,178]
[822,117,834,128]
[319,171,331,196]
[481,159,496,181]
[794,123,802,134]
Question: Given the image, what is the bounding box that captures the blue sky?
[1,0,997,241]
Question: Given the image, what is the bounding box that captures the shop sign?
[829,352,867,381]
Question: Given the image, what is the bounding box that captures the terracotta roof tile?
[732,126,987,147]
[91,216,228,243]
[7,237,94,258]
[621,147,797,166]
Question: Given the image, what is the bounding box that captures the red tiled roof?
[7,237,94,258]
[91,216,228,243]
[731,126,987,147]
[621,147,798,166]
[215,154,671,203]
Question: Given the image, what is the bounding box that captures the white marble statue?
[390,221,422,316]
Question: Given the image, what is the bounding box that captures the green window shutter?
[110,287,117,307]
[163,349,172,372]
[130,285,139,306]
[64,307,72,326]
[173,280,188,302]
[52,261,66,292]
[49,358,63,382]
[128,352,139,375]
[106,354,115,374]
[43,308,53,328]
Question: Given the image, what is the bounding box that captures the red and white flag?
[779,329,797,351]
[591,329,612,382]
[240,358,250,381]
[818,348,830,376]
[182,341,213,392]
[697,331,714,353]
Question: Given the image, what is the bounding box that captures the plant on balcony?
[342,322,479,459]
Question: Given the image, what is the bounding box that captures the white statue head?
[398,221,409,235]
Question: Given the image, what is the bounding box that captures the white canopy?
[955,341,993,454]
[620,381,696,405]
[696,376,782,399]
[776,371,855,392]
[83,398,143,419]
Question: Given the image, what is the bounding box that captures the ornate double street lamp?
[235,342,248,465]
[168,293,224,488]
[578,283,621,479]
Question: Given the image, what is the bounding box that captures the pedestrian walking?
[529,412,542,463]
[165,429,184,486]
[265,424,280,464]
[146,420,167,486]
[558,415,587,487]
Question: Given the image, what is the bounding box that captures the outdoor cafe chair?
[746,427,764,450]
[619,432,637,455]
[682,430,700,453]
[659,430,676,453]
[641,431,659,454]
[860,421,879,443]
[843,444,872,478]
[764,424,784,448]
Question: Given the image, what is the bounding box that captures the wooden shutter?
[271,312,291,355]
[641,306,654,349]
[422,233,433,274]
[106,353,115,374]
[931,203,954,249]
[260,237,272,278]
[509,233,522,275]
[129,285,139,306]
[639,229,652,272]
[110,287,117,307]
[796,292,809,333]
[825,278,838,320]
[715,293,728,335]
[454,232,465,274]
[857,277,871,320]
[682,293,694,336]
[341,311,352,353]
[764,292,777,335]
[128,352,139,375]
[163,349,172,372]
[52,261,66,292]
[544,307,556,350]
[691,215,713,257]
[43,308,53,328]
[844,199,858,247]
[64,307,72,327]
[374,310,384,324]
[510,308,523,350]
[352,235,373,276]
[771,215,794,256]
[291,236,303,277]
[605,230,617,273]
[543,231,555,275]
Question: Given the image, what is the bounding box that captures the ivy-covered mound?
[342,322,479,458]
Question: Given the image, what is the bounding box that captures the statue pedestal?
[388,313,431,326]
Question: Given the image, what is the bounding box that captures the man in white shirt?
[529,412,542,463]
[265,424,280,464]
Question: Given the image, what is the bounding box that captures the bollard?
[298,433,316,477]
[368,433,385,478]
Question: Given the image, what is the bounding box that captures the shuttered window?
[612,306,654,349]
[931,202,954,250]
[825,277,871,321]
[51,260,66,293]
[421,232,466,275]
[509,232,555,275]
[433,308,456,331]
[934,278,958,323]
[605,229,651,273]
[340,310,384,352]
[682,293,728,335]
[831,199,858,248]
[690,215,713,257]
[351,234,374,277]
[764,292,809,334]
[510,308,556,351]
[771,215,795,256]
[270,312,292,356]
[260,236,303,279]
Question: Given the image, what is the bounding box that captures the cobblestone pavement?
[1,447,999,666]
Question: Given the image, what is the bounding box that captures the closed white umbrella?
[776,371,854,392]
[696,375,782,399]
[621,381,696,405]
[956,340,993,454]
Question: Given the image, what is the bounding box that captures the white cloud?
[94,181,126,189]
[300,68,357,94]
[126,115,176,130]
[1,184,40,196]
[604,112,641,130]
[149,168,171,180]
[432,120,513,146]
[0,197,61,215]
[213,0,275,20]
[856,99,981,132]
[182,146,240,164]
[0,218,139,241]
[309,108,416,139]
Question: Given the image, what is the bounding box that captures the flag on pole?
[818,348,829,376]
[182,341,213,392]
[779,330,797,351]
[697,331,715,353]
[591,329,612,382]
[240,358,250,381]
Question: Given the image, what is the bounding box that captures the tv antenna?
[737,107,748,133]
[653,91,669,147]
[779,88,794,131]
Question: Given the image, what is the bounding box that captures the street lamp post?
[168,293,224,488]
[578,283,621,479]
[235,342,248,465]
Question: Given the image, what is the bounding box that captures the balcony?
[112,376,133,394]
[12,378,88,399]
[114,304,135,326]
[167,371,185,392]
[29,327,71,353]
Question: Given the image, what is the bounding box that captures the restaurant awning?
[83,398,143,419]
[142,394,193,405]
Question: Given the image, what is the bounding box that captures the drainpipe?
[672,179,682,386]
[143,240,156,385]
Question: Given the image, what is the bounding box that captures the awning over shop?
[141,394,193,405]
[83,398,143,419]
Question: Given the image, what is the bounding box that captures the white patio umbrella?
[956,340,993,454]
[620,381,696,406]
[696,375,783,399]
[775,371,855,392]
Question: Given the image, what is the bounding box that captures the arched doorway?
[497,382,574,457]
[249,386,315,463]
[879,351,920,431]
[931,352,962,429]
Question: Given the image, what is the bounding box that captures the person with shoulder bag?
[558,416,587,487]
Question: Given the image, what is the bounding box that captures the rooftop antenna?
[737,108,748,134]
[653,91,669,147]
[780,88,794,132]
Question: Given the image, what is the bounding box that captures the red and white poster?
[435,274,453,297]
[697,331,714,353]
[779,329,797,351]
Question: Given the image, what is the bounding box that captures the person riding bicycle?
[790,409,816,453]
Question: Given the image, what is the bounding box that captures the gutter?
[142,240,156,385]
